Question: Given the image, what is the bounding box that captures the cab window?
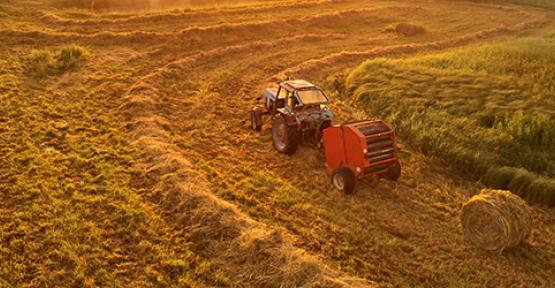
[287,95,297,109]
[278,87,288,99]
[296,89,328,105]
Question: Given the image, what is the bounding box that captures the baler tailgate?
[352,121,398,165]
[367,138,394,150]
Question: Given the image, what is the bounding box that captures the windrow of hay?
[39,0,335,26]
[3,8,357,46]
[275,17,547,80]
[461,189,532,252]
[119,43,375,287]
[27,6,409,46]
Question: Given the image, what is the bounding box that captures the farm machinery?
[250,80,401,194]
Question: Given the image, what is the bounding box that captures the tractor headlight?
[356,167,361,173]
[363,148,368,154]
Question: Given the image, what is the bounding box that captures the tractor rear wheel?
[384,161,401,181]
[272,114,298,155]
[251,107,262,131]
[331,167,356,194]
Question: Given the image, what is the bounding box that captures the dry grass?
[0,40,228,288]
[1,0,555,287]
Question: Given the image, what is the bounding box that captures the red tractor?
[251,80,401,194]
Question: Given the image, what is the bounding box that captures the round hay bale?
[461,189,532,252]
[395,23,418,36]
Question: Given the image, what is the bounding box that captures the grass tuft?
[27,50,56,78]
[26,45,89,78]
[57,45,89,71]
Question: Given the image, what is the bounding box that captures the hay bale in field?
[461,189,532,252]
[395,23,418,36]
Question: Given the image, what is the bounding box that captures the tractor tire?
[272,114,298,155]
[251,107,262,131]
[331,167,357,194]
[384,161,401,181]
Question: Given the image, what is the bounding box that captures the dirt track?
[3,0,555,286]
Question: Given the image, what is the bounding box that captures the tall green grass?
[341,34,555,206]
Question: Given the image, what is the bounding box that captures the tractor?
[250,80,401,194]
[250,79,333,155]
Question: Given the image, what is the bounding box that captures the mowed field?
[1,0,554,287]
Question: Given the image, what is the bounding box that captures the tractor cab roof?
[279,80,329,105]
[280,79,317,91]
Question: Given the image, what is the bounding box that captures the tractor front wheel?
[272,114,298,155]
[331,167,356,194]
[384,161,401,181]
[251,107,262,131]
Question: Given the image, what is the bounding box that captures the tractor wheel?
[331,167,356,194]
[250,107,262,131]
[272,114,298,155]
[384,161,401,181]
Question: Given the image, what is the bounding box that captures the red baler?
[323,120,401,193]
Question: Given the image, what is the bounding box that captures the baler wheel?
[272,114,298,155]
[251,107,262,131]
[332,167,356,194]
[384,161,401,181]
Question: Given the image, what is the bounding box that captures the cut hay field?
[1,0,554,287]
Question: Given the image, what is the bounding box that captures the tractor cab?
[274,80,329,113]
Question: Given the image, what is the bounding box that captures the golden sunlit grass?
[1,0,554,287]
[0,46,229,287]
[342,35,555,206]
